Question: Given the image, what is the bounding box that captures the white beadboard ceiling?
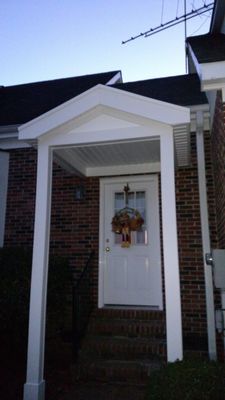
[54,138,161,176]
[53,120,189,177]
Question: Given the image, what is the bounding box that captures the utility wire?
[122,2,214,45]
[190,13,211,35]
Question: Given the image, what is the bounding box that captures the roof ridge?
[117,73,197,86]
[3,70,121,89]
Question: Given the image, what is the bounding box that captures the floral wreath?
[111,183,145,248]
[111,207,144,234]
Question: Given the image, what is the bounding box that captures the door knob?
[105,246,110,252]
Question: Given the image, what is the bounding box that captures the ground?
[0,335,146,400]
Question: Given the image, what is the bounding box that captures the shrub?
[0,247,71,343]
[0,247,32,341]
[145,359,225,400]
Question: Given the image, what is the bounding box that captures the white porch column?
[24,142,53,400]
[160,129,183,362]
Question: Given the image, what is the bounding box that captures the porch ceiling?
[53,138,161,177]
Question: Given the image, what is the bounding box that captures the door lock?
[205,252,213,266]
[105,246,110,252]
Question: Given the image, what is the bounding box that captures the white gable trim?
[106,71,122,85]
[18,84,190,141]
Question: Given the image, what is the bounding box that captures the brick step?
[73,308,166,385]
[74,358,163,384]
[87,317,166,338]
[80,336,166,360]
[92,308,165,321]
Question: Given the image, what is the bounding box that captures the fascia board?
[187,44,203,78]
[19,84,190,141]
[201,61,225,81]
[0,124,20,136]
[188,43,225,102]
[187,45,225,82]
[201,79,225,91]
[0,139,30,150]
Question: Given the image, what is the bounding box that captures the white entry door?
[99,175,163,308]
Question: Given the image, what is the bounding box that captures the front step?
[88,316,165,338]
[80,336,166,360]
[74,308,166,384]
[75,359,162,383]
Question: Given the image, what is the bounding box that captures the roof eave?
[187,42,225,101]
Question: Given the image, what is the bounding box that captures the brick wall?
[176,130,221,356]
[50,163,100,302]
[211,91,225,359]
[4,147,100,300]
[211,91,225,248]
[176,133,207,353]
[4,148,37,247]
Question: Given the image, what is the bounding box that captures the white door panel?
[100,175,163,308]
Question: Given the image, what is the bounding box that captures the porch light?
[74,184,86,200]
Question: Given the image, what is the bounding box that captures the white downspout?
[222,291,225,352]
[196,110,217,360]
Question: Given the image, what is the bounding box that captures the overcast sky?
[1,0,213,86]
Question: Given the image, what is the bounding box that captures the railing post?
[72,288,79,360]
[72,251,95,361]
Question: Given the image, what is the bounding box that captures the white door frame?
[98,174,162,309]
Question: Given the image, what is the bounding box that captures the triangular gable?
[18,84,190,141]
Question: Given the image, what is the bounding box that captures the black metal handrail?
[72,250,95,359]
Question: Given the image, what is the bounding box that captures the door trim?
[98,175,162,309]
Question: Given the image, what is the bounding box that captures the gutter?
[0,124,20,138]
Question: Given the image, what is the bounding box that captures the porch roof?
[19,84,190,175]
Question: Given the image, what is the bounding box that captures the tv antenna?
[122,1,214,73]
[122,1,214,44]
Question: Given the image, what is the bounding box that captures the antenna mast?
[184,0,188,72]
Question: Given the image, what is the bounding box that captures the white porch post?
[160,130,183,362]
[24,142,53,400]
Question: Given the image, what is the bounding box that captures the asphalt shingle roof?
[114,74,207,107]
[0,71,120,126]
[0,72,207,128]
[187,33,225,63]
